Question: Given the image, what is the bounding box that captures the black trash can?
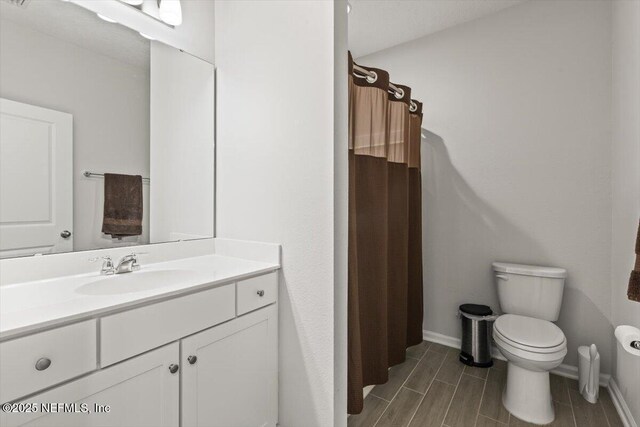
[459,304,497,368]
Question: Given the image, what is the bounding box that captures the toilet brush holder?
[578,344,600,403]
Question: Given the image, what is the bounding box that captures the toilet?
[492,262,568,425]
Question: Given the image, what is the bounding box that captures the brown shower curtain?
[628,220,640,302]
[348,53,424,414]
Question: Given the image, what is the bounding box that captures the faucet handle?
[123,252,147,261]
[89,256,115,275]
[130,252,149,264]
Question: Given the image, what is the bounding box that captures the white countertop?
[0,254,279,341]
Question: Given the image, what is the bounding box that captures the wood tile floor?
[348,341,623,427]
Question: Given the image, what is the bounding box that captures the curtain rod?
[352,64,418,113]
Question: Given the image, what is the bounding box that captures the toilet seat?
[493,314,566,357]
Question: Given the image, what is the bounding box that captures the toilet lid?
[494,314,565,350]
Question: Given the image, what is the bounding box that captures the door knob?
[187,355,197,365]
[60,230,72,239]
[35,357,52,371]
[168,364,179,374]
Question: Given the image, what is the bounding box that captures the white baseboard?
[422,329,614,384]
[608,377,638,427]
[550,362,611,387]
[423,330,461,349]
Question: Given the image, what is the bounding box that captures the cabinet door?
[1,343,179,427]
[181,305,278,427]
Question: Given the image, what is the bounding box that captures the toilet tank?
[492,262,567,321]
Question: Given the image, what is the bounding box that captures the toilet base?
[502,362,555,425]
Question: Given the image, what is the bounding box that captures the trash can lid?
[459,304,492,316]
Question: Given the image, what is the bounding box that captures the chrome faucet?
[114,253,141,274]
[90,253,143,275]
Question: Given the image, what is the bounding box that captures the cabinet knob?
[187,355,197,365]
[256,290,265,297]
[60,230,72,239]
[35,357,51,371]
[168,363,179,374]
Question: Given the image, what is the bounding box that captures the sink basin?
[76,269,197,295]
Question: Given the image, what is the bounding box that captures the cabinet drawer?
[100,284,235,367]
[237,272,277,315]
[1,343,179,427]
[0,320,97,403]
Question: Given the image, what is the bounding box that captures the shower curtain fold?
[407,100,424,347]
[348,53,424,415]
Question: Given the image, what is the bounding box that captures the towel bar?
[83,171,150,183]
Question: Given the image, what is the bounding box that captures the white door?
[181,305,278,427]
[0,98,73,258]
[0,343,180,427]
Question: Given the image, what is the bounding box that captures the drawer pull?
[169,363,180,374]
[187,355,198,365]
[256,290,265,297]
[35,358,52,371]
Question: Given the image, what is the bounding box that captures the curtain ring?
[409,101,418,113]
[394,87,404,99]
[366,70,378,84]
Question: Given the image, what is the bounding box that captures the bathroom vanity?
[0,239,280,427]
[0,1,283,426]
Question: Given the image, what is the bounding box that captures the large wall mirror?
[0,0,214,258]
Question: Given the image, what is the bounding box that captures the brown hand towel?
[628,219,640,302]
[101,173,143,238]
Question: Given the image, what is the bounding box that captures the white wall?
[612,0,640,422]
[334,1,349,425]
[0,19,150,251]
[150,42,215,243]
[214,2,338,425]
[359,0,615,371]
[612,0,640,342]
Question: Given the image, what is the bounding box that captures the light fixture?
[120,0,144,5]
[139,32,155,40]
[158,0,182,26]
[96,13,117,23]
[347,2,352,14]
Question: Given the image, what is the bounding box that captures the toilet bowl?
[493,314,567,424]
[492,262,568,425]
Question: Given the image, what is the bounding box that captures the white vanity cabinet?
[0,271,278,427]
[99,283,236,367]
[181,304,277,427]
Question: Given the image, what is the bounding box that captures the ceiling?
[1,0,526,67]
[0,0,150,69]
[348,0,526,58]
